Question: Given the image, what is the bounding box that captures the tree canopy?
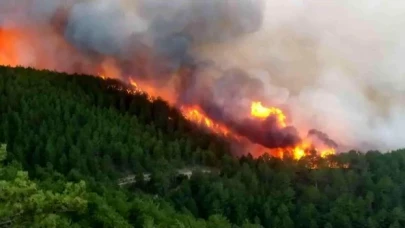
[1,66,405,227]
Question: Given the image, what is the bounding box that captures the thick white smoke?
[196,0,405,152]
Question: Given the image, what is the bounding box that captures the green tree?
[0,144,87,227]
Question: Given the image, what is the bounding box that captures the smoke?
[308,129,338,150]
[2,0,405,152]
[195,0,405,152]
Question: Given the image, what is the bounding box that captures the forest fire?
[0,32,336,160]
[181,101,336,160]
[0,2,340,162]
[0,27,337,160]
[125,77,337,160]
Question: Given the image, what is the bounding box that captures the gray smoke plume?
[194,0,405,152]
[2,0,405,152]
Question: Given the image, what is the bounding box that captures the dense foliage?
[1,66,405,227]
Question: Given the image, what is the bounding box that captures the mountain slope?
[2,66,405,228]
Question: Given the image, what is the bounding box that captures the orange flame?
[0,28,20,67]
[292,141,336,160]
[249,102,336,159]
[129,78,138,88]
[251,101,286,127]
[181,106,233,137]
[267,136,337,160]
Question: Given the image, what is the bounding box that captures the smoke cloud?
[1,0,405,152]
[194,0,405,152]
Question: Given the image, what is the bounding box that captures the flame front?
[182,106,233,137]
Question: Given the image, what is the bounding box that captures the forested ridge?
[1,66,405,227]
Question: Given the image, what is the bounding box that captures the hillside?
[2,66,405,227]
